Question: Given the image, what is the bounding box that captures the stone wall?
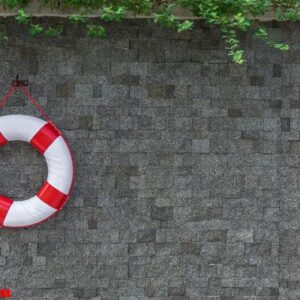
[0,17,299,299]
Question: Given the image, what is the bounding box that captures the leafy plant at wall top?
[0,0,299,64]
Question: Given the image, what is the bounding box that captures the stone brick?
[20,47,37,61]
[250,76,265,86]
[23,256,33,266]
[56,82,74,97]
[269,100,282,109]
[228,108,242,117]
[168,286,186,296]
[88,219,98,229]
[290,141,300,153]
[228,230,254,243]
[147,85,175,99]
[204,230,227,242]
[93,84,102,97]
[226,242,245,256]
[192,139,210,153]
[151,207,173,221]
[75,83,93,98]
[137,229,156,243]
[192,207,222,221]
[112,74,140,86]
[138,44,166,62]
[181,242,202,255]
[54,279,65,288]
[79,115,93,129]
[144,286,155,297]
[281,118,290,132]
[273,64,282,77]
[102,84,129,98]
[128,243,155,256]
[263,118,281,130]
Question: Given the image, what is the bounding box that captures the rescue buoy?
[0,114,74,228]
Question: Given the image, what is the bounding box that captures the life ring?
[0,115,74,228]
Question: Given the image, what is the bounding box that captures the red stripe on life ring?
[30,123,60,154]
[0,195,13,226]
[0,133,8,147]
[0,289,11,298]
[37,182,68,210]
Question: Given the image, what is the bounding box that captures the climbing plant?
[0,0,299,63]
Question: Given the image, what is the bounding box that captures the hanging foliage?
[0,0,299,63]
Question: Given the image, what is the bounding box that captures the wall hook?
[12,75,28,87]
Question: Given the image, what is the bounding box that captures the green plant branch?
[0,0,298,63]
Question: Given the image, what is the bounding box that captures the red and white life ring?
[0,115,74,228]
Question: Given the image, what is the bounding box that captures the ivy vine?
[0,0,299,63]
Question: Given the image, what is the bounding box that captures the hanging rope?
[0,83,18,110]
[18,82,52,123]
[0,80,58,130]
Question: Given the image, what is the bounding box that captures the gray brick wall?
[0,17,298,299]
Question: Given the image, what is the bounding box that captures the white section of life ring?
[0,114,47,142]
[44,136,73,195]
[0,115,74,228]
[4,197,57,227]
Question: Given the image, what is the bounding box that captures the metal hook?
[12,75,28,87]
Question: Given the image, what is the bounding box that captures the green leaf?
[126,0,153,15]
[221,25,245,64]
[44,25,64,37]
[1,0,24,9]
[101,6,126,22]
[232,50,245,64]
[177,20,194,32]
[153,3,179,29]
[269,41,289,51]
[68,14,88,24]
[153,12,177,29]
[254,26,289,52]
[232,13,250,31]
[253,27,268,39]
[86,24,106,38]
[15,9,29,25]
[29,24,44,36]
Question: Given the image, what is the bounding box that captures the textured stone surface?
[0,17,298,299]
